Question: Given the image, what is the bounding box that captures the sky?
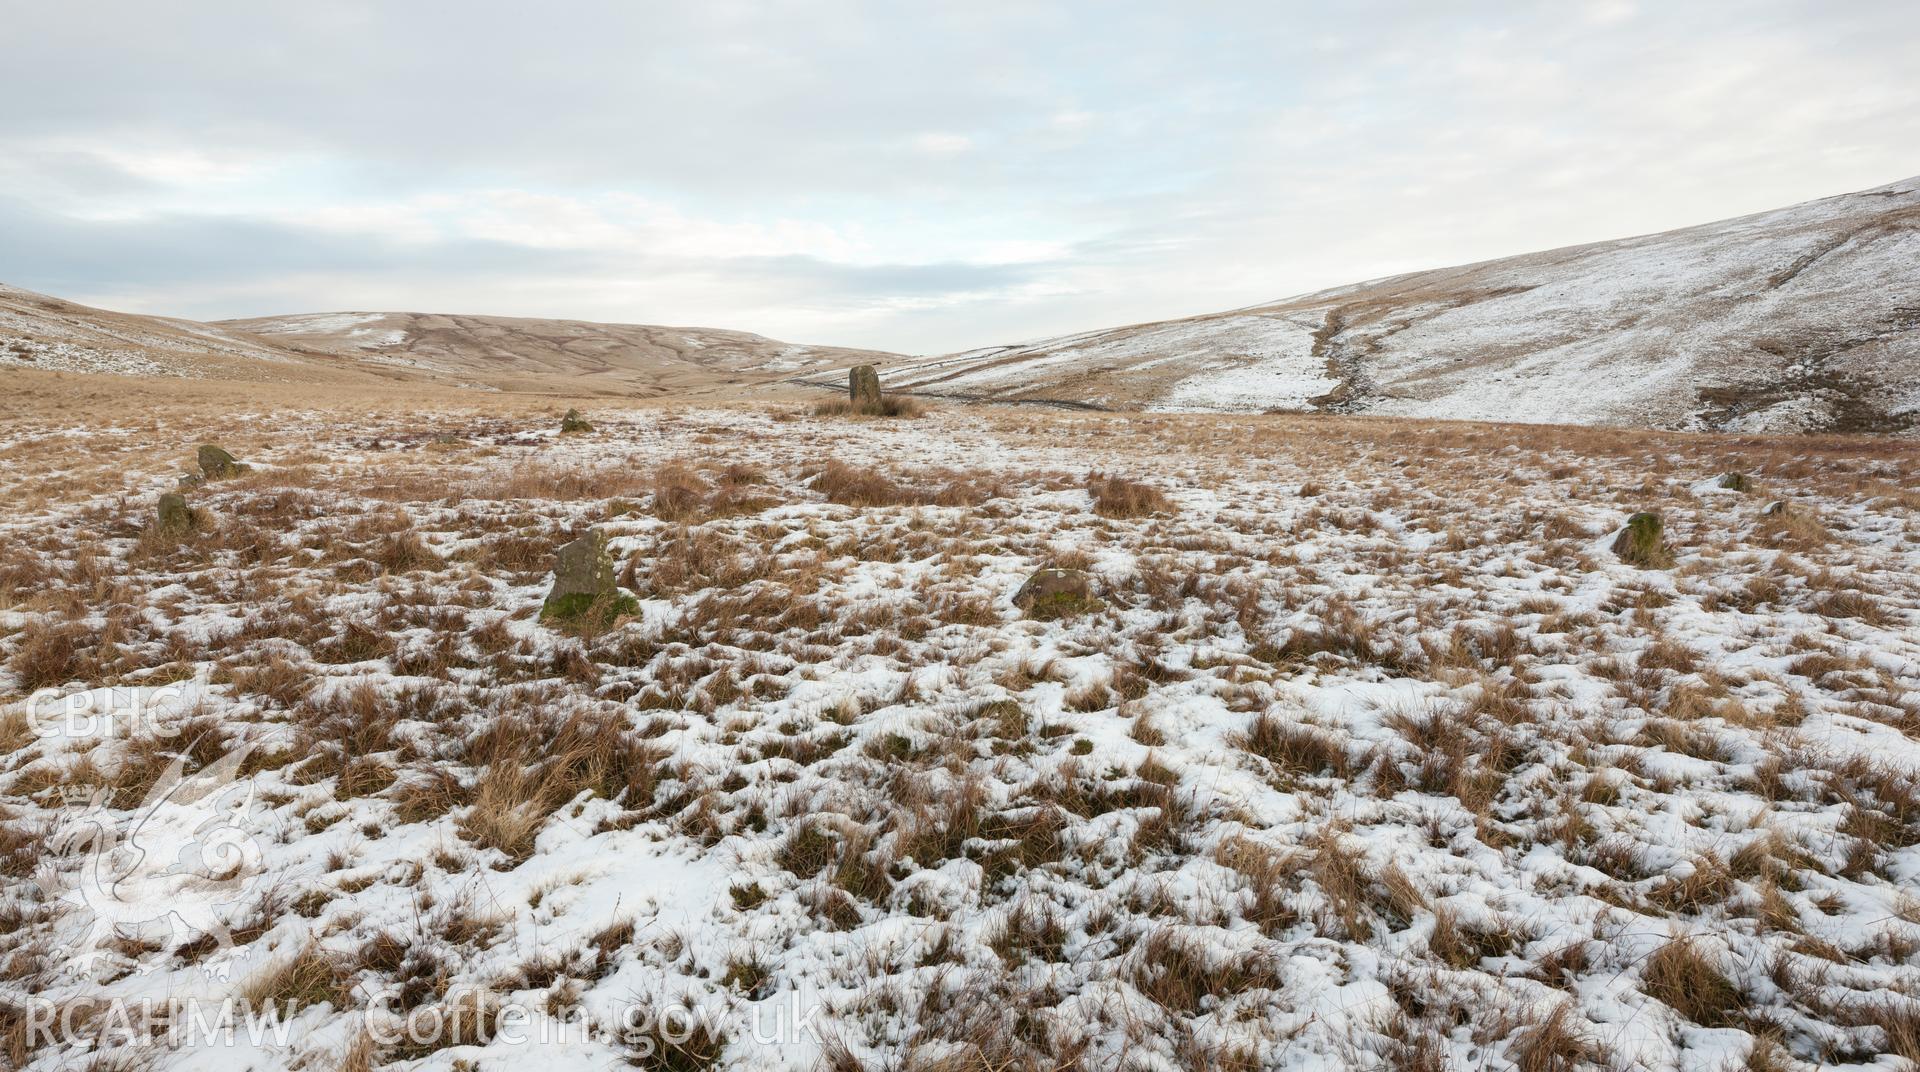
[2,1,1917,355]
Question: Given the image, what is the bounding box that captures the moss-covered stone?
[156,492,197,534]
[197,444,247,480]
[540,528,633,627]
[1015,567,1100,620]
[1024,590,1102,621]
[540,590,639,627]
[1611,511,1674,569]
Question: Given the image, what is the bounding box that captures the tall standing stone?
[849,364,882,410]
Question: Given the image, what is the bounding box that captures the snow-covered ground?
[0,339,190,378]
[2,404,1917,1071]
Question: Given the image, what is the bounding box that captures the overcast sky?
[3,1,1917,354]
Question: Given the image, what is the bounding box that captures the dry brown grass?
[616,998,727,1068]
[1130,927,1282,1014]
[383,987,505,1062]
[240,943,349,1014]
[1641,937,1742,1028]
[811,460,924,508]
[1508,1002,1603,1072]
[333,1030,377,1072]
[1238,714,1351,779]
[1854,998,1920,1065]
[1307,829,1378,941]
[457,709,663,860]
[811,394,925,418]
[1088,473,1174,518]
[1813,588,1890,626]
[1758,502,1830,547]
[1213,834,1302,937]
[9,619,93,692]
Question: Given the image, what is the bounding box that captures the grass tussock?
[9,619,93,692]
[1641,937,1742,1028]
[1130,928,1282,1014]
[1239,714,1350,779]
[811,394,925,418]
[617,998,727,1069]
[240,944,350,1014]
[1508,1002,1604,1072]
[1088,473,1174,518]
[457,709,664,860]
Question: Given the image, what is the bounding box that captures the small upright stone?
[560,408,593,434]
[541,528,634,624]
[197,444,245,480]
[1610,512,1674,569]
[156,492,194,533]
[546,529,614,605]
[848,365,882,410]
[1014,567,1098,620]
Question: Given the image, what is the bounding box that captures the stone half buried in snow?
[1610,512,1675,569]
[197,444,248,480]
[541,527,637,626]
[1014,567,1100,621]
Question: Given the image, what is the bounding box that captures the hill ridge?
[817,175,1920,434]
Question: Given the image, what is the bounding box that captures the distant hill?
[0,283,901,396]
[820,176,1920,434]
[11,176,1920,430]
[217,311,900,396]
[0,283,369,384]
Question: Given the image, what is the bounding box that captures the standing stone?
[198,445,244,480]
[156,492,194,533]
[542,528,632,622]
[1610,512,1675,569]
[848,365,882,410]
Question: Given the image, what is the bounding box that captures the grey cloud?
[0,197,581,292]
[0,194,1047,350]
[3,1,1918,352]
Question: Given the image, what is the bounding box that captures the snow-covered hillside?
[848,176,1920,434]
[0,284,311,381]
